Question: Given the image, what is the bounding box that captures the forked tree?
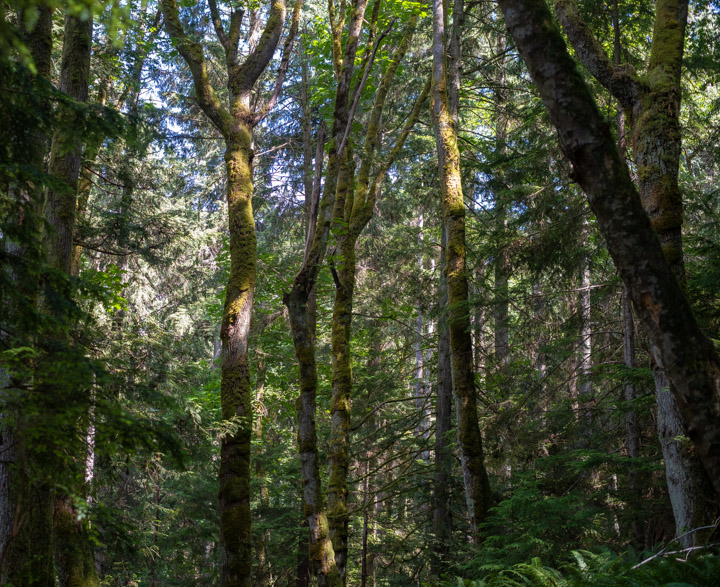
[160,1,301,583]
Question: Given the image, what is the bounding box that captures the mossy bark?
[499,0,720,499]
[285,278,341,586]
[54,496,99,587]
[432,224,453,573]
[432,0,490,540]
[284,5,367,584]
[1,7,54,583]
[218,132,256,587]
[325,16,421,579]
[631,2,714,542]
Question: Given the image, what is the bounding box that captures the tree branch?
[254,0,304,124]
[233,0,287,98]
[498,0,720,497]
[338,16,397,160]
[160,0,231,134]
[207,0,229,52]
[356,75,431,230]
[554,0,641,110]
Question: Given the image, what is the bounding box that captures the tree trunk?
[1,7,54,582]
[42,11,100,587]
[327,193,355,582]
[631,0,713,545]
[432,0,490,540]
[622,284,644,546]
[161,2,296,582]
[218,133,256,586]
[432,224,453,573]
[579,242,592,437]
[554,0,716,539]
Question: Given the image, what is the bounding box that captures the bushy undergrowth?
[439,549,720,586]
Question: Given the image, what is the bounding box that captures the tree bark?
[432,224,453,573]
[1,7,54,583]
[497,0,720,500]
[41,10,100,587]
[432,0,491,541]
[284,2,369,583]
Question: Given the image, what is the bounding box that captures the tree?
[160,1,301,583]
[431,0,491,540]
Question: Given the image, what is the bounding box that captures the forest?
[2,0,720,585]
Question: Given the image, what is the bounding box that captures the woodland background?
[1,0,720,585]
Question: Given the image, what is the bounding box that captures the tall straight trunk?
[622,284,644,545]
[492,22,510,369]
[432,224,453,573]
[285,3,369,583]
[613,9,643,545]
[554,0,715,543]
[327,152,356,580]
[578,242,592,437]
[1,6,54,582]
[217,123,257,586]
[414,215,431,462]
[498,0,720,500]
[161,1,299,583]
[431,0,490,540]
[41,11,100,587]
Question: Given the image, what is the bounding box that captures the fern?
[443,549,720,586]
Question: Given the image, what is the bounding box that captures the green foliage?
[440,549,720,586]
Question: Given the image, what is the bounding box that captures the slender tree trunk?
[285,3,369,581]
[432,0,490,540]
[1,7,54,582]
[325,14,421,579]
[622,284,644,546]
[432,224,453,573]
[414,215,431,462]
[579,241,593,437]
[41,11,100,587]
[327,151,357,582]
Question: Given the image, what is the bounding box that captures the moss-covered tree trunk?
[498,0,720,500]
[325,17,423,579]
[217,125,256,585]
[327,210,356,581]
[631,0,714,545]
[161,1,299,583]
[284,2,368,583]
[431,0,490,540]
[554,0,714,544]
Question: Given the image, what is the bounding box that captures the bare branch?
[207,0,229,51]
[160,0,231,134]
[254,0,305,124]
[338,17,397,160]
[233,0,287,97]
[554,0,641,110]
